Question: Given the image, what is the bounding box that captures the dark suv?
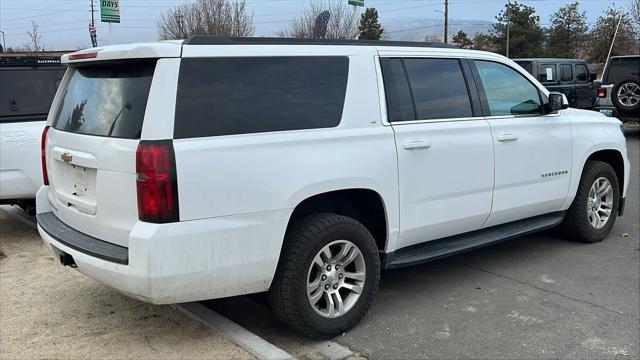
[514,58,597,109]
[595,55,640,121]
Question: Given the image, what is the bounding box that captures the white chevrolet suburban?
[36,37,630,339]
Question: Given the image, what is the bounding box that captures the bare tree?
[424,34,443,43]
[588,5,639,63]
[157,0,254,40]
[278,0,359,39]
[630,0,640,24]
[26,20,43,52]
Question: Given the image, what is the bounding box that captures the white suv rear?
[37,37,630,339]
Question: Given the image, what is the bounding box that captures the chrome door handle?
[403,141,432,150]
[497,134,518,142]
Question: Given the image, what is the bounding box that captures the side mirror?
[546,92,569,113]
[589,72,597,82]
[593,80,602,88]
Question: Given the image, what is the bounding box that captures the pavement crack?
[449,260,640,321]
[144,335,159,353]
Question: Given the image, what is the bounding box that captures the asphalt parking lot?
[1,126,638,359]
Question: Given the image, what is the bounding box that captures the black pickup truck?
[0,56,66,212]
[514,58,597,109]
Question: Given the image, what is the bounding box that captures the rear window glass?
[174,57,349,139]
[52,61,155,139]
[605,58,640,84]
[0,68,65,119]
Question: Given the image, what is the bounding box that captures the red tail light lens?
[597,87,607,98]
[136,140,179,223]
[68,51,98,60]
[41,126,50,185]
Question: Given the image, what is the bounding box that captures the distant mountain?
[381,17,493,42]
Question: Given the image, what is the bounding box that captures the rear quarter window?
[605,58,640,84]
[52,61,155,139]
[173,56,349,139]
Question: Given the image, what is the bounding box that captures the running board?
[384,212,565,269]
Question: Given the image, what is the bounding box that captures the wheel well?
[586,150,625,194]
[288,189,388,252]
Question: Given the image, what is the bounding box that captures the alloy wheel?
[617,82,640,108]
[587,177,614,230]
[306,240,366,318]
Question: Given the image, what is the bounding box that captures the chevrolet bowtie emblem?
[61,152,73,163]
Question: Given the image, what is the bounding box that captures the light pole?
[434,9,448,43]
[506,1,511,58]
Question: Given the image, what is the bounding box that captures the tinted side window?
[560,64,573,82]
[403,58,473,120]
[380,58,415,122]
[174,57,348,138]
[606,58,640,84]
[475,60,542,116]
[0,68,65,119]
[538,63,557,83]
[575,64,588,83]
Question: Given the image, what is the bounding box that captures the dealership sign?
[100,0,120,23]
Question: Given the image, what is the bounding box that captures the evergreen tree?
[490,1,544,58]
[546,2,589,58]
[452,31,473,49]
[358,7,384,40]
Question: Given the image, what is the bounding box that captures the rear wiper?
[106,102,132,136]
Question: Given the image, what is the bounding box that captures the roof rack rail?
[184,36,456,48]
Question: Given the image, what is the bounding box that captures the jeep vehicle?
[514,58,597,109]
[595,55,640,121]
[0,56,66,213]
[36,38,629,339]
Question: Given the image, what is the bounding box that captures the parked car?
[594,55,640,121]
[514,58,598,109]
[0,56,66,213]
[36,38,629,339]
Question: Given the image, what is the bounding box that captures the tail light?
[136,140,179,223]
[597,87,607,98]
[41,126,50,185]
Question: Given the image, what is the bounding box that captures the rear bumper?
[36,206,290,305]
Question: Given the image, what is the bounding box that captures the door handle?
[403,141,432,150]
[497,134,518,142]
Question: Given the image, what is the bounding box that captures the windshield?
[52,61,155,139]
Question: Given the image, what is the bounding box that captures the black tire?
[562,160,620,243]
[268,213,380,339]
[611,79,640,113]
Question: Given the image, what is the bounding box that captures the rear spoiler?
[62,41,183,64]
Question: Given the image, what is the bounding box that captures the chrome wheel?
[307,240,366,318]
[617,82,640,108]
[587,177,614,230]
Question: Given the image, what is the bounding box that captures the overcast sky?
[0,0,623,50]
